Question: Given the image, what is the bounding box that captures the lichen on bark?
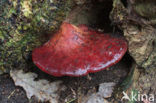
[0,0,74,74]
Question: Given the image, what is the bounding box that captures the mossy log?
[0,0,74,74]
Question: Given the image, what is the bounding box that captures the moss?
[21,0,33,17]
[0,0,74,74]
[110,0,127,25]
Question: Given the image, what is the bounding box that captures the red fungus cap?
[32,22,127,77]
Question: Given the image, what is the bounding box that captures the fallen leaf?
[10,70,66,103]
[82,82,116,103]
[98,82,116,98]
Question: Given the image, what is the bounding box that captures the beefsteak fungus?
[32,22,127,77]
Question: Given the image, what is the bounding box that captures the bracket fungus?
[32,22,127,77]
